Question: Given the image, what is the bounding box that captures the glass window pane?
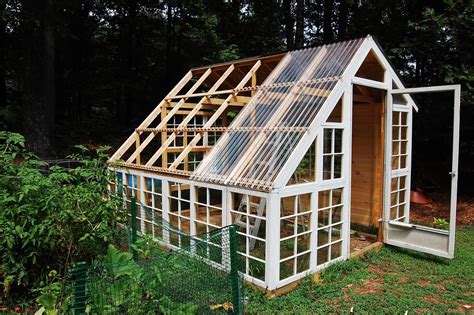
[281,216,295,238]
[297,213,310,234]
[318,209,330,227]
[324,129,333,153]
[392,112,400,125]
[332,206,342,224]
[297,235,310,253]
[392,126,400,140]
[281,196,296,217]
[323,155,332,180]
[332,188,343,205]
[280,237,295,259]
[280,259,294,280]
[334,129,343,153]
[318,190,330,208]
[209,189,222,206]
[333,154,342,178]
[327,99,342,123]
[318,228,329,247]
[197,186,207,204]
[317,246,329,265]
[249,258,265,281]
[296,252,310,273]
[331,224,342,242]
[331,241,342,260]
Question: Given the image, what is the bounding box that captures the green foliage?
[433,217,449,230]
[0,132,122,304]
[83,244,198,314]
[131,233,163,260]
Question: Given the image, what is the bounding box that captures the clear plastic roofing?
[191,38,365,190]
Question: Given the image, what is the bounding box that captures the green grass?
[245,226,474,314]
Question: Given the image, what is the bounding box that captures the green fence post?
[229,225,242,315]
[131,196,139,261]
[70,261,87,315]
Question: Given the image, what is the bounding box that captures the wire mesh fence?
[67,197,243,314]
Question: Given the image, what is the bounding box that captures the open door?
[383,85,460,259]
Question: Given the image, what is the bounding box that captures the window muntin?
[389,175,408,221]
[323,128,343,180]
[317,188,343,266]
[193,186,224,264]
[194,186,223,235]
[230,193,266,281]
[168,181,191,248]
[391,111,409,170]
[279,194,311,280]
[142,177,163,239]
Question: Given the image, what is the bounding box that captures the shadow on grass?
[383,245,450,265]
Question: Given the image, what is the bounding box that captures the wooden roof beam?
[145,64,236,167]
[169,60,262,169]
[125,68,213,164]
[109,70,193,162]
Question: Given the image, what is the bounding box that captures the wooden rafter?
[136,126,308,133]
[144,64,236,167]
[168,60,262,169]
[193,53,293,173]
[126,68,213,164]
[109,71,193,162]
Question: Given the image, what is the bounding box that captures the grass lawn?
[245,226,474,314]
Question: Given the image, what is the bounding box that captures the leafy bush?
[0,132,122,304]
[433,217,449,230]
[83,244,198,314]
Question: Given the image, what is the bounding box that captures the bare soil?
[410,192,474,226]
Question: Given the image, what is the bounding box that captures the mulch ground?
[410,192,474,226]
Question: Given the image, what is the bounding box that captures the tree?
[323,0,333,43]
[337,0,349,40]
[295,0,304,48]
[0,0,7,110]
[20,0,56,157]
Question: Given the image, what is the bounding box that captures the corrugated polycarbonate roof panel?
[191,38,366,191]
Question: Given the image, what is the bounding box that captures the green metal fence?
[67,198,243,314]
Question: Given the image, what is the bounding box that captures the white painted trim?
[342,86,353,260]
[272,37,373,190]
[309,190,318,271]
[392,85,460,94]
[265,192,280,290]
[385,84,460,259]
[352,76,389,90]
[382,72,393,242]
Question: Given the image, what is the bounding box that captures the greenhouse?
[109,35,460,293]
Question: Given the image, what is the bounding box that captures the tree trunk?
[323,0,333,43]
[117,0,137,124]
[0,1,7,109]
[21,0,56,157]
[294,0,304,48]
[43,0,55,125]
[165,3,174,87]
[338,0,348,40]
[283,0,294,50]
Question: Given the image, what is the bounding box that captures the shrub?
[0,132,122,304]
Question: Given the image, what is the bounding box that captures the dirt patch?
[397,275,409,283]
[410,192,474,226]
[416,279,432,286]
[424,296,449,304]
[350,232,378,253]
